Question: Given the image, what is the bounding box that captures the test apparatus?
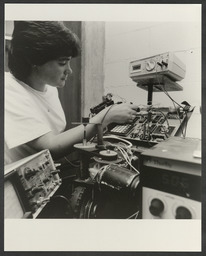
[4,150,61,218]
[4,52,201,219]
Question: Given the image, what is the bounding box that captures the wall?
[104,22,201,108]
[81,22,105,116]
[5,20,14,38]
[4,21,14,72]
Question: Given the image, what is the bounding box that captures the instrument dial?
[146,60,156,71]
[149,198,164,216]
[175,206,192,219]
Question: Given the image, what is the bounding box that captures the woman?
[5,21,139,165]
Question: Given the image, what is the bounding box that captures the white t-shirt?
[5,72,66,165]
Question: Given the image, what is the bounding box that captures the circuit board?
[107,107,187,144]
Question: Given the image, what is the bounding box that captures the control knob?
[146,60,156,71]
[32,185,44,194]
[24,167,34,179]
[149,198,164,217]
[24,167,39,180]
[175,206,192,219]
[51,170,60,175]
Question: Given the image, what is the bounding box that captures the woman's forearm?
[27,106,111,159]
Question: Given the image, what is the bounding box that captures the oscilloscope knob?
[24,167,34,179]
[175,206,192,219]
[32,185,44,194]
[149,198,164,217]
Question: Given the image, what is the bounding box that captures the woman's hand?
[91,103,140,127]
[105,103,140,124]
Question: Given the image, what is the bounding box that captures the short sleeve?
[5,75,51,149]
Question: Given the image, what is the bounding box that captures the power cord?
[64,156,80,168]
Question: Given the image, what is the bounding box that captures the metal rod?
[147,84,153,105]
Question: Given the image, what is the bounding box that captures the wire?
[116,145,139,174]
[100,135,139,174]
[112,94,127,103]
[164,89,185,137]
[101,104,116,125]
[159,125,169,138]
[182,111,189,138]
[161,85,182,108]
[88,104,116,143]
[155,109,170,128]
[154,64,182,106]
[154,70,183,108]
[103,135,133,148]
[96,165,109,191]
[53,195,70,204]
[64,156,80,168]
[117,146,130,162]
[154,68,186,137]
[127,211,139,219]
[61,174,77,180]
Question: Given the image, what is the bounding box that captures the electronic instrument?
[107,106,189,144]
[107,52,189,143]
[4,150,61,218]
[129,52,186,92]
[70,135,141,219]
[140,137,201,219]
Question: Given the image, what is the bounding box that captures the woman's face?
[36,57,73,88]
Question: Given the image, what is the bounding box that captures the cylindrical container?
[97,164,139,195]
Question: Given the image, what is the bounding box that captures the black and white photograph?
[2,2,204,253]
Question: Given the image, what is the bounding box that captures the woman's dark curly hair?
[8,21,81,82]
